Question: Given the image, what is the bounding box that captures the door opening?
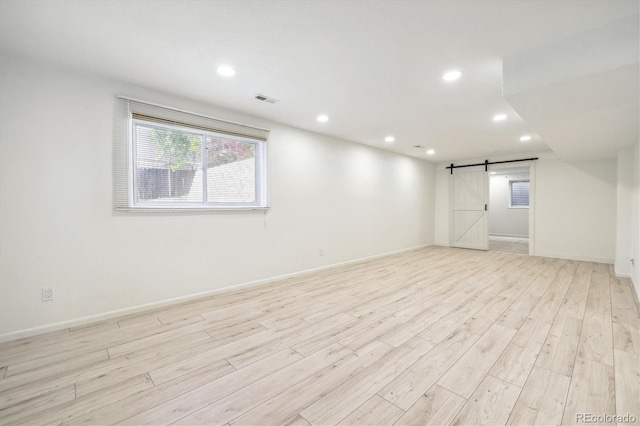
[487,166,531,254]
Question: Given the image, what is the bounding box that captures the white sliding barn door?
[450,169,489,250]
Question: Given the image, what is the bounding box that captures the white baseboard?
[615,272,632,279]
[629,275,640,317]
[533,251,613,265]
[0,243,433,342]
[489,233,529,238]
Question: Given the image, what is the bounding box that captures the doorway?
[488,166,531,254]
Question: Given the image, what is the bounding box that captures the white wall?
[434,154,617,264]
[631,141,640,295]
[0,55,436,339]
[616,147,635,277]
[489,172,529,237]
[534,158,616,263]
[434,170,450,246]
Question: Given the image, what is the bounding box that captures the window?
[115,98,268,210]
[509,180,530,208]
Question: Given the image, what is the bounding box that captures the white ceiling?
[0,0,637,162]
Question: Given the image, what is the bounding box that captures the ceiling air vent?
[255,94,279,104]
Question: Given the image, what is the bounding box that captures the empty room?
[0,1,639,425]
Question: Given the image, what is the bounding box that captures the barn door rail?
[447,157,539,174]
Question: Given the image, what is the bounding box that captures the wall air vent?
[255,94,279,104]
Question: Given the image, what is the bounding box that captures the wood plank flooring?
[0,246,638,425]
[489,236,529,255]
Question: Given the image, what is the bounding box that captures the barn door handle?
[485,204,487,211]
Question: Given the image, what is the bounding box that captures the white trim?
[0,243,433,342]
[489,233,529,238]
[615,271,632,279]
[117,206,271,212]
[528,163,536,256]
[449,171,454,247]
[534,251,613,264]
[630,277,640,314]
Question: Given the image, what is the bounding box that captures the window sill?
[117,206,270,212]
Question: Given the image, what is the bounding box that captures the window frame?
[508,179,530,209]
[128,117,268,211]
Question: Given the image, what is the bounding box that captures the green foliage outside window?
[150,129,255,170]
[150,129,200,171]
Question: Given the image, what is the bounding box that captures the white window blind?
[509,180,530,207]
[114,97,269,210]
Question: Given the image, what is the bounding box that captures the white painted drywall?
[632,140,640,294]
[534,158,616,263]
[434,154,617,263]
[0,55,436,339]
[434,170,450,246]
[616,147,635,277]
[489,172,529,237]
[503,14,639,96]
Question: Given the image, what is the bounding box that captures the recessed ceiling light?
[426,149,435,155]
[519,135,532,142]
[442,70,462,81]
[216,65,236,76]
[317,115,329,123]
[493,114,507,121]
[385,136,395,143]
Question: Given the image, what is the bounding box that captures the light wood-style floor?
[489,235,529,254]
[1,247,639,425]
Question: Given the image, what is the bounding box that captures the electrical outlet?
[42,287,54,302]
